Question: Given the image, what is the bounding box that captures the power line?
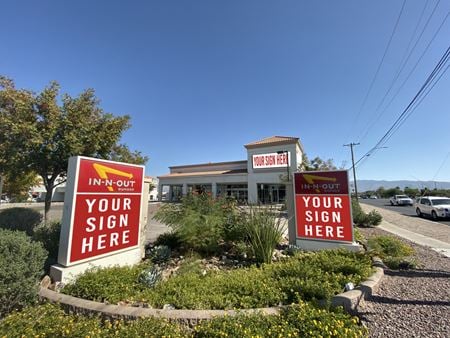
[355,45,450,168]
[432,151,450,181]
[347,0,407,138]
[358,4,448,144]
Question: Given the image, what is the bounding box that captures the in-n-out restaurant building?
[157,136,304,204]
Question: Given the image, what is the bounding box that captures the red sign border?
[64,156,145,266]
[293,170,354,244]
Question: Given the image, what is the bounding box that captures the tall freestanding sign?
[293,170,359,251]
[50,156,145,283]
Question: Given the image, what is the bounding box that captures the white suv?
[390,195,413,206]
[415,196,450,220]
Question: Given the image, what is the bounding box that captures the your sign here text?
[252,152,290,169]
[70,194,141,262]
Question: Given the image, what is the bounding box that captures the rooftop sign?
[252,152,290,169]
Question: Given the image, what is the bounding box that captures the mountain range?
[353,180,450,192]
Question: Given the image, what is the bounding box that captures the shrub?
[194,301,367,337]
[0,229,47,318]
[366,210,382,226]
[0,303,187,337]
[153,231,182,249]
[32,220,61,261]
[367,235,414,258]
[352,199,382,227]
[0,207,42,236]
[367,235,415,269]
[153,194,239,254]
[239,207,286,264]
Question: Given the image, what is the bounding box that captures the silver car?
[415,196,450,219]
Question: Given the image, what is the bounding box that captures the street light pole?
[344,143,359,198]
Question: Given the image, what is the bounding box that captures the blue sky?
[1,0,449,182]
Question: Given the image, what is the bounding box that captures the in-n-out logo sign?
[88,163,137,192]
[65,157,144,264]
[294,171,353,243]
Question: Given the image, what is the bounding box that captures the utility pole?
[344,143,360,198]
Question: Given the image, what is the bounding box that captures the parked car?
[390,194,413,206]
[369,195,378,199]
[415,196,450,219]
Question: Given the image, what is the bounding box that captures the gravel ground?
[357,227,450,338]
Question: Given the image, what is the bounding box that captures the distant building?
[146,176,159,201]
[157,136,304,204]
[30,176,66,202]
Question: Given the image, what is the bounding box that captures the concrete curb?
[331,266,384,314]
[39,262,384,325]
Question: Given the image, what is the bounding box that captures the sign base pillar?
[295,239,362,252]
[50,247,142,284]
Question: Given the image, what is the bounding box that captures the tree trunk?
[43,176,56,222]
[0,175,4,201]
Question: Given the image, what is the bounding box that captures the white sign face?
[252,152,291,169]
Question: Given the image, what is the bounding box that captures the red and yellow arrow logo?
[93,163,133,192]
[303,174,337,193]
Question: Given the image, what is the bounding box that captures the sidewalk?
[361,203,450,258]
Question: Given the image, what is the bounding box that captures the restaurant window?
[257,184,286,204]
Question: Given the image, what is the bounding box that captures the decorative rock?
[163,304,175,310]
[40,275,52,289]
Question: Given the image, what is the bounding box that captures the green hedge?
[63,250,373,310]
[0,229,47,318]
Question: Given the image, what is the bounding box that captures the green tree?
[299,154,339,171]
[0,76,148,219]
[2,171,40,202]
[404,187,419,198]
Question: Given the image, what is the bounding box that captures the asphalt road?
[361,198,450,227]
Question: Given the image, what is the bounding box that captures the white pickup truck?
[390,195,413,206]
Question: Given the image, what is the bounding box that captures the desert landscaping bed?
[357,227,450,338]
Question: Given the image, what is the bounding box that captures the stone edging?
[39,261,384,325]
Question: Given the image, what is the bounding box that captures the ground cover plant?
[367,235,415,269]
[62,250,373,310]
[0,302,367,338]
[0,302,186,337]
